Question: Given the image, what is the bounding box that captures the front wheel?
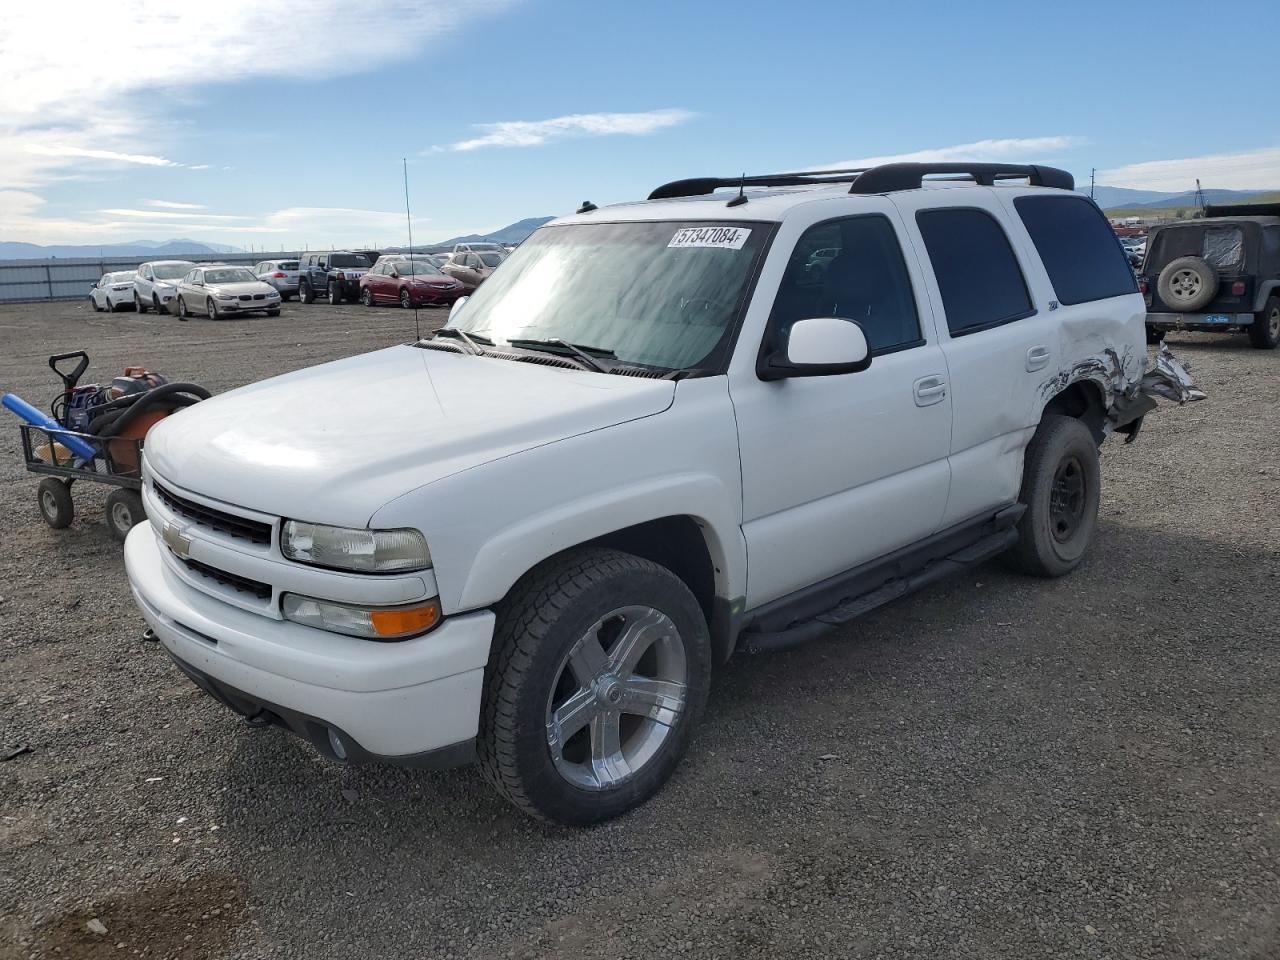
[207,297,220,320]
[400,288,413,309]
[361,287,375,307]
[478,548,711,825]
[105,488,145,542]
[135,292,148,314]
[1003,415,1100,578]
[1249,296,1280,350]
[37,478,74,529]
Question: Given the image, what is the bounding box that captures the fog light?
[327,728,348,760]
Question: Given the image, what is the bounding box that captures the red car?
[359,256,467,308]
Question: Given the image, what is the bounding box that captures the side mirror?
[449,296,469,321]
[759,317,871,381]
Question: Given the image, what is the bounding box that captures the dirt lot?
[1,299,1277,960]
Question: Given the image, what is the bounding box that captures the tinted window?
[917,208,1033,335]
[1015,196,1138,304]
[769,215,921,354]
[330,253,371,268]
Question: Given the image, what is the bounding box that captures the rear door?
[731,203,954,608]
[892,190,1061,526]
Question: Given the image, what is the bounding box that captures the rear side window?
[916,208,1033,335]
[1015,196,1137,304]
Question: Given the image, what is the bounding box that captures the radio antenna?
[403,157,421,342]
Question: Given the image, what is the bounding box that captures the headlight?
[281,521,430,573]
[216,293,235,300]
[282,594,441,640]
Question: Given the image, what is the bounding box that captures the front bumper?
[1146,311,1253,330]
[215,297,281,313]
[410,286,465,306]
[124,522,495,764]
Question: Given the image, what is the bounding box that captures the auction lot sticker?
[668,226,752,250]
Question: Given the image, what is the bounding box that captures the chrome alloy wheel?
[545,605,687,791]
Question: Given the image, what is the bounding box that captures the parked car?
[359,256,466,308]
[89,271,139,312]
[124,162,1196,826]
[440,244,505,289]
[1141,203,1280,348]
[173,265,282,320]
[254,259,301,300]
[133,260,195,313]
[1117,236,1145,269]
[297,251,375,305]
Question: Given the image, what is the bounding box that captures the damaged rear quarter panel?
[1037,305,1146,427]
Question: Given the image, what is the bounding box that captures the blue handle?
[2,392,98,460]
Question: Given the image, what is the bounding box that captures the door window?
[768,215,921,354]
[916,208,1034,336]
[1014,196,1138,304]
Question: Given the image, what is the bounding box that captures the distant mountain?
[0,239,244,260]
[430,217,555,249]
[1084,186,1272,212]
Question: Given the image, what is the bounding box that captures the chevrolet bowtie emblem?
[162,522,193,559]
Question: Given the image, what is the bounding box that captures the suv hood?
[144,345,675,526]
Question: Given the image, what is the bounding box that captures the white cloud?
[435,109,695,152]
[0,191,429,246]
[0,0,516,190]
[808,136,1087,171]
[144,199,206,210]
[25,145,182,167]
[1097,145,1280,191]
[99,208,251,220]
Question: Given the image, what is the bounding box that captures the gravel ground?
[1,299,1277,960]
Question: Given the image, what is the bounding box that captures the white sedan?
[89,271,139,312]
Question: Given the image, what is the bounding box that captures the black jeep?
[297,251,375,305]
[1141,203,1280,349]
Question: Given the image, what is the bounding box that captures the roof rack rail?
[846,162,1074,194]
[648,162,1074,201]
[648,169,869,200]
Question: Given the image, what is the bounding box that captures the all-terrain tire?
[1003,414,1101,578]
[299,280,315,304]
[328,282,342,306]
[477,547,712,826]
[1248,296,1280,350]
[1156,256,1217,312]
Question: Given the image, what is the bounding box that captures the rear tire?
[1248,296,1280,350]
[400,288,413,309]
[1003,415,1100,578]
[105,489,145,542]
[328,282,342,306]
[478,548,711,825]
[299,280,315,304]
[37,478,74,529]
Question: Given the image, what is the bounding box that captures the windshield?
[393,260,445,276]
[331,254,371,268]
[446,221,768,370]
[204,268,257,284]
[106,272,136,282]
[152,263,191,280]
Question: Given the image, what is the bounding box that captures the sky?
[1,0,1277,250]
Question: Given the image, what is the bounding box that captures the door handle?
[913,375,947,407]
[1026,345,1051,372]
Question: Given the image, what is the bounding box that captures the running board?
[738,512,1021,655]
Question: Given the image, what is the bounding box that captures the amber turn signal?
[370,601,441,638]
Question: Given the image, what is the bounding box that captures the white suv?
[124,162,1191,824]
[133,260,195,314]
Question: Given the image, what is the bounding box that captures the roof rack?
[648,162,1074,201]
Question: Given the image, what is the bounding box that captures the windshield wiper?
[431,327,492,355]
[507,337,614,373]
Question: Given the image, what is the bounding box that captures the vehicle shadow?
[198,516,1280,956]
